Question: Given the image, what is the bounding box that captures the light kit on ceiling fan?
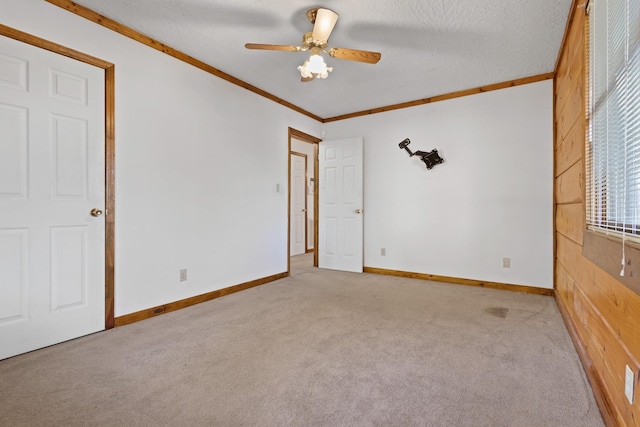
[245,7,381,82]
[298,47,332,80]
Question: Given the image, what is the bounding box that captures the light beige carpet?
[0,254,603,426]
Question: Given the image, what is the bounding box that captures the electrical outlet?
[625,365,635,404]
[503,257,511,268]
[180,269,187,282]
[381,248,386,256]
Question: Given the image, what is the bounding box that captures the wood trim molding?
[44,0,323,122]
[0,23,117,330]
[313,142,319,267]
[323,73,555,123]
[289,128,322,144]
[555,294,616,426]
[363,267,555,296]
[104,65,116,329]
[115,272,288,326]
[0,23,112,68]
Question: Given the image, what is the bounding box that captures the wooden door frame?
[0,24,116,329]
[288,128,321,274]
[290,151,308,255]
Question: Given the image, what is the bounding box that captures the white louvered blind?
[586,0,640,241]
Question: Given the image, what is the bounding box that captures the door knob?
[355,209,362,214]
[90,208,103,217]
[302,208,307,212]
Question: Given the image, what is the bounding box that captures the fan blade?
[327,47,381,64]
[311,8,338,43]
[245,43,301,52]
[301,76,314,82]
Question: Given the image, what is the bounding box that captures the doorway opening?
[287,128,321,275]
[290,151,308,256]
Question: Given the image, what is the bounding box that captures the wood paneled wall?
[554,3,640,426]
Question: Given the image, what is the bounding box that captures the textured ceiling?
[67,0,572,119]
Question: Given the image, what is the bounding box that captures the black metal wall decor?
[398,138,444,170]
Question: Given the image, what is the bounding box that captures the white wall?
[323,81,554,289]
[2,0,322,316]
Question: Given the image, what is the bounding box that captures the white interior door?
[318,137,364,272]
[0,35,105,360]
[290,153,307,256]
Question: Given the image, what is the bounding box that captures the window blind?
[586,0,640,240]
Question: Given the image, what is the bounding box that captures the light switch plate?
[625,364,634,404]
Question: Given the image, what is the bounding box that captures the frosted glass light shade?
[311,8,338,43]
[306,54,326,74]
[298,49,333,80]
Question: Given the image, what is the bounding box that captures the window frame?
[585,0,640,243]
[582,0,640,294]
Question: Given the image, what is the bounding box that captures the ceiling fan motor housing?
[302,32,327,50]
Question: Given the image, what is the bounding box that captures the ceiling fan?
[245,8,382,81]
